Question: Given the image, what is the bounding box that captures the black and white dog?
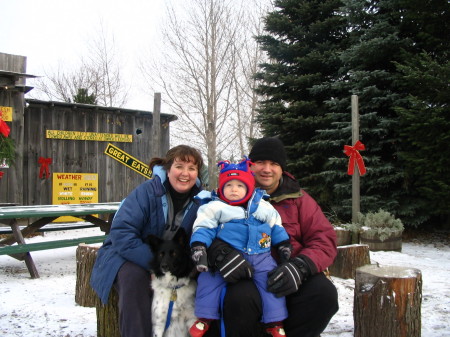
[146,230,197,337]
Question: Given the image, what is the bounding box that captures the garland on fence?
[0,113,15,170]
[0,117,10,137]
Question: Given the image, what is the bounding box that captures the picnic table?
[0,202,120,278]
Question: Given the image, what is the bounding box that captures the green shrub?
[0,136,15,166]
[358,209,404,241]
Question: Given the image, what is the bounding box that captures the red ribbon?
[0,171,3,179]
[0,117,10,138]
[344,140,366,176]
[38,157,52,179]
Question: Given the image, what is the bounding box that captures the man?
[205,137,338,337]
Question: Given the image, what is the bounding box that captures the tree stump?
[75,243,121,336]
[329,244,370,279]
[354,264,422,337]
[75,244,101,307]
[96,287,121,337]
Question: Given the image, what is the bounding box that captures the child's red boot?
[189,319,211,337]
[265,324,286,337]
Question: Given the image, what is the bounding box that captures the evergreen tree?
[312,0,450,225]
[395,53,450,226]
[256,0,450,227]
[255,0,349,206]
[315,0,413,221]
[73,88,97,105]
[394,0,450,227]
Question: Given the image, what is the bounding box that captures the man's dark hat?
[249,137,287,171]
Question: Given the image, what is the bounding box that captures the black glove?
[276,241,292,263]
[267,257,311,297]
[191,243,208,272]
[207,239,254,283]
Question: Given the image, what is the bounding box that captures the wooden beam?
[10,219,39,278]
[0,235,107,255]
[152,93,161,158]
[351,94,360,223]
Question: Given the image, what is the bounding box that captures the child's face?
[223,179,247,201]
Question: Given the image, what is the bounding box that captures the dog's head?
[145,230,194,279]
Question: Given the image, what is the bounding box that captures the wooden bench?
[0,222,100,234]
[0,202,119,278]
[0,235,107,255]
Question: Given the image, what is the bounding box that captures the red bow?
[0,117,10,138]
[0,171,3,179]
[38,157,52,179]
[344,141,366,176]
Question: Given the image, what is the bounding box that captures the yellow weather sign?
[52,173,99,222]
[104,143,152,179]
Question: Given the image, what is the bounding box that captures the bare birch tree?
[86,24,128,107]
[33,24,128,107]
[229,0,271,156]
[140,0,270,189]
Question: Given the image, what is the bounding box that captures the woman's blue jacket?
[90,166,202,304]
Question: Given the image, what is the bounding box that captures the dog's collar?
[169,284,184,301]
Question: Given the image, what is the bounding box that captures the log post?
[354,264,422,337]
[96,287,120,337]
[75,244,100,307]
[75,243,121,336]
[329,244,370,279]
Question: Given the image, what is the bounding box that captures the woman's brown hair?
[149,145,203,173]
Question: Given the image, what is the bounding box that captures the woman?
[90,144,204,337]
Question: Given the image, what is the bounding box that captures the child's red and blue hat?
[217,156,255,206]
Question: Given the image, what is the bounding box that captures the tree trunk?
[329,244,371,279]
[75,244,100,307]
[354,264,422,337]
[96,287,120,337]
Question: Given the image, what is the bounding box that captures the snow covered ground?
[1,228,449,337]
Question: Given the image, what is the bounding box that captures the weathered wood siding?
[0,53,27,205]
[1,99,175,205]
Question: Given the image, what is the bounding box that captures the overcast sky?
[1,0,167,110]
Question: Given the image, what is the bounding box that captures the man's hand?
[207,239,254,283]
[191,243,208,272]
[267,257,311,297]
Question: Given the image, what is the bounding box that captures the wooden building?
[0,52,176,206]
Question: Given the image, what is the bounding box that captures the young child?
[189,157,291,337]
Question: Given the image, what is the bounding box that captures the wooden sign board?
[104,143,152,179]
[0,106,13,121]
[46,130,132,142]
[52,173,99,222]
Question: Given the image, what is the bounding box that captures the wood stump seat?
[75,243,120,337]
[354,264,422,337]
[329,244,371,279]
